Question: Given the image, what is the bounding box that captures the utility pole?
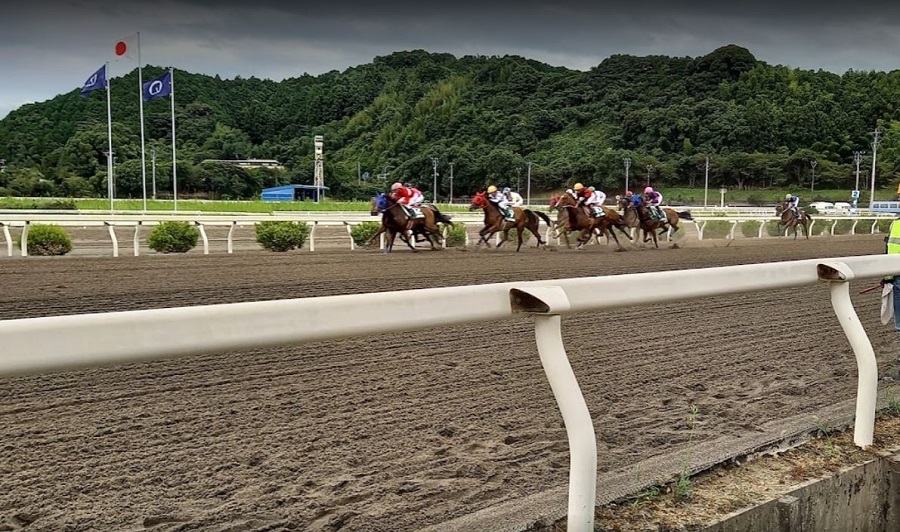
[810,159,816,194]
[431,157,439,203]
[357,161,361,184]
[623,157,631,193]
[646,164,653,187]
[0,158,6,173]
[853,150,865,213]
[704,156,710,208]
[526,161,532,206]
[448,162,454,204]
[870,126,884,209]
[151,147,157,200]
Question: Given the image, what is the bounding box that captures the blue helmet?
[503,187,511,194]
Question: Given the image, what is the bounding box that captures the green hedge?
[701,220,732,239]
[147,221,199,253]
[351,221,382,247]
[255,221,309,252]
[741,220,761,238]
[25,224,72,256]
[445,223,467,247]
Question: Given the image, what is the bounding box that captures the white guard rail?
[2,254,898,531]
[0,212,892,258]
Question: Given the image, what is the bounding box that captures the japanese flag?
[113,34,138,61]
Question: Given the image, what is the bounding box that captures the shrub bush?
[255,221,309,252]
[25,224,72,256]
[832,220,855,235]
[877,219,893,233]
[701,220,732,239]
[147,221,199,253]
[504,228,532,244]
[351,221,382,247]
[445,223,468,247]
[765,220,784,237]
[741,220,761,238]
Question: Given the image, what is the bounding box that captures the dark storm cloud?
[2,0,900,119]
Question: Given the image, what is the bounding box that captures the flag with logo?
[113,34,139,62]
[80,64,107,98]
[142,71,172,102]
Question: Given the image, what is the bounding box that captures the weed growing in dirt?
[674,404,700,502]
[888,396,900,415]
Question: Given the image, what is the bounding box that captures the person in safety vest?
[882,217,900,333]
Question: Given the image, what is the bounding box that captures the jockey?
[487,185,514,219]
[503,187,524,207]
[390,182,419,217]
[576,185,606,217]
[405,183,425,206]
[572,183,592,206]
[785,193,800,216]
[643,186,664,220]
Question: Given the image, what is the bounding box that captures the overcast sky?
[2,0,900,119]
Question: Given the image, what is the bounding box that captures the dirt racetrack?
[2,236,900,531]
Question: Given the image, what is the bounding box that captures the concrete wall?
[704,451,900,532]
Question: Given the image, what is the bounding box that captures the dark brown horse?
[469,191,552,251]
[775,202,812,239]
[549,192,630,250]
[367,193,451,252]
[617,196,693,247]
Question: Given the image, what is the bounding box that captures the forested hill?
[2,44,900,201]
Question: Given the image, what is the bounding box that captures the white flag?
[113,34,139,61]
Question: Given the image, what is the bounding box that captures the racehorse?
[618,196,693,248]
[367,193,452,252]
[469,191,552,251]
[547,193,604,248]
[775,202,812,239]
[549,192,630,250]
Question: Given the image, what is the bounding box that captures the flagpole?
[170,67,178,212]
[137,31,147,212]
[105,62,114,212]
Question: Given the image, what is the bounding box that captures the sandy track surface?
[2,236,899,531]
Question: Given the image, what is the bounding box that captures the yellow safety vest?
[889,220,900,255]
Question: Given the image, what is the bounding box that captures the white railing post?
[851,220,859,235]
[728,221,737,240]
[830,219,838,236]
[195,222,209,254]
[1,223,11,257]
[510,286,595,532]
[871,220,878,234]
[20,221,29,257]
[344,222,355,251]
[226,222,236,254]
[697,221,706,241]
[380,232,385,250]
[464,227,470,247]
[309,221,317,252]
[808,220,816,235]
[105,222,118,258]
[442,225,448,249]
[758,220,765,239]
[817,261,877,448]
[133,222,141,256]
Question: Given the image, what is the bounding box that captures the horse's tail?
[677,210,693,221]
[429,205,453,225]
[534,210,553,228]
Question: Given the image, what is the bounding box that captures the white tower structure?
[314,135,324,202]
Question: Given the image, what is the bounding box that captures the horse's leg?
[496,224,511,248]
[515,222,524,252]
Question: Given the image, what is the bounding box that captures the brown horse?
[617,196,693,246]
[547,193,607,248]
[469,191,552,251]
[549,192,630,250]
[775,202,812,239]
[367,193,449,252]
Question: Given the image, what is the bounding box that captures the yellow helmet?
[487,185,497,193]
[573,183,584,190]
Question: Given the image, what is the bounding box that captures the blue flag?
[142,71,172,102]
[80,65,107,98]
